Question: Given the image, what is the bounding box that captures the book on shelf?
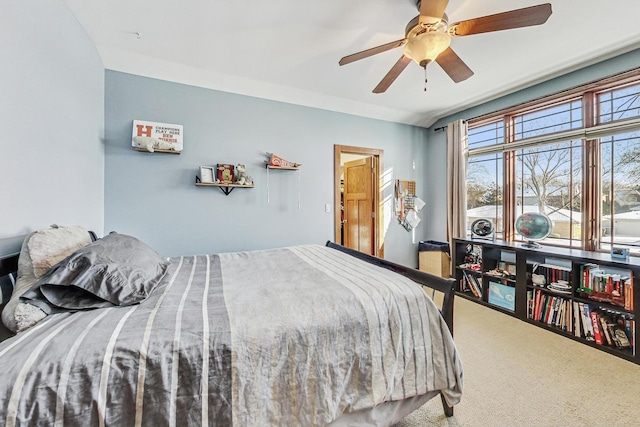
[573,301,581,337]
[462,270,482,298]
[612,328,632,349]
[590,310,603,345]
[624,277,635,311]
[599,314,613,346]
[578,303,596,341]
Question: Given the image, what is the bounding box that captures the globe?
[515,212,552,246]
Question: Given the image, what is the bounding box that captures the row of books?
[533,262,571,285]
[461,270,483,298]
[578,263,634,310]
[528,289,573,331]
[528,289,635,353]
[575,303,634,352]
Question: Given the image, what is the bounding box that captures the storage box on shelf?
[453,238,639,364]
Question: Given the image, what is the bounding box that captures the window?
[600,132,640,252]
[468,153,504,238]
[467,122,504,238]
[597,82,640,124]
[466,71,640,255]
[515,140,582,248]
[513,99,582,140]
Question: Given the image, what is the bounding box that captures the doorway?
[334,145,383,257]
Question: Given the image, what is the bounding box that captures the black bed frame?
[0,252,18,279]
[326,241,456,417]
[0,242,456,417]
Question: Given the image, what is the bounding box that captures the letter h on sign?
[136,124,153,137]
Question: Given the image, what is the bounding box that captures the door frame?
[334,145,384,258]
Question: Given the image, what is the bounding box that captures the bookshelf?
[453,238,640,364]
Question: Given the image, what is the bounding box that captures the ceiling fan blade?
[419,0,449,24]
[373,56,412,93]
[435,47,474,83]
[450,3,552,36]
[339,39,406,66]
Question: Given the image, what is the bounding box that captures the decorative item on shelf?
[611,247,630,260]
[235,164,253,186]
[132,120,183,153]
[462,243,482,269]
[217,164,235,183]
[395,179,424,231]
[265,152,301,168]
[195,164,254,195]
[514,212,553,248]
[547,280,571,295]
[488,281,515,311]
[198,166,216,184]
[470,218,495,241]
[531,273,546,287]
[486,267,512,279]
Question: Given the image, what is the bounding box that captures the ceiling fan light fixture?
[403,31,451,67]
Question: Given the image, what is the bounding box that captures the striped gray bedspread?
[0,245,462,426]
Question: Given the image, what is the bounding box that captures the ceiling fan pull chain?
[424,66,428,91]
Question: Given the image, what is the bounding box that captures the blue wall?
[424,49,640,242]
[0,0,105,255]
[104,71,428,264]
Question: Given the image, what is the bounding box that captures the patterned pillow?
[1,225,91,333]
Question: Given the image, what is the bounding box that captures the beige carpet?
[395,297,640,427]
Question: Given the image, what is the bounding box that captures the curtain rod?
[433,119,467,132]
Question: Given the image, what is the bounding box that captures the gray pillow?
[21,232,168,312]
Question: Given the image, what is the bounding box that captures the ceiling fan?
[338,1,552,93]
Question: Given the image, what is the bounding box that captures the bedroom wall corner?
[0,0,105,248]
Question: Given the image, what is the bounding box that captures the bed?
[0,229,462,426]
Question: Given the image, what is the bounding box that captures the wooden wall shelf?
[266,165,300,170]
[135,148,180,154]
[195,178,254,195]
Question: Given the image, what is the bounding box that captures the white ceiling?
[65,0,640,128]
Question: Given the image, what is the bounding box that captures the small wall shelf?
[195,177,254,195]
[135,148,180,154]
[266,165,300,170]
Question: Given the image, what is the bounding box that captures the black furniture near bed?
[0,234,462,426]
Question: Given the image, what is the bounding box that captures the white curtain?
[446,120,468,249]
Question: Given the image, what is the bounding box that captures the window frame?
[466,68,640,254]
